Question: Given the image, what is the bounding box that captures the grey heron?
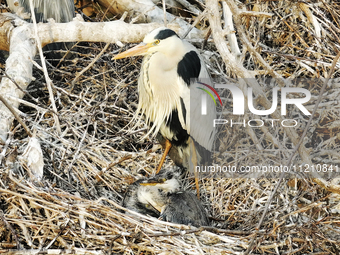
[122,168,210,227]
[113,27,216,197]
[7,0,75,65]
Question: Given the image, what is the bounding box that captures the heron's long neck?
[137,52,185,137]
[142,53,156,96]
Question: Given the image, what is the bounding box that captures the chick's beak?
[139,178,166,186]
[112,42,153,60]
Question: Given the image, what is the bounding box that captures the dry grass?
[0,0,340,254]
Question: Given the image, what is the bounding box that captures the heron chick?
[113,28,216,196]
[122,168,209,227]
[122,168,181,217]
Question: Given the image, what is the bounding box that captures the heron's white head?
[113,27,182,59]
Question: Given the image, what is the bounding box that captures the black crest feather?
[155,29,179,40]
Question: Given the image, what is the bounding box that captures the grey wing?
[180,59,216,151]
[160,191,210,227]
[177,42,216,151]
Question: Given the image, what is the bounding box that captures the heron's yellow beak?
[112,43,153,59]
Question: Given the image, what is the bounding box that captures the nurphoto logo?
[199,82,311,116]
[196,81,222,115]
[191,79,338,179]
[197,79,312,128]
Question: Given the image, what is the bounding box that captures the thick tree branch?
[38,16,174,47]
[0,16,37,142]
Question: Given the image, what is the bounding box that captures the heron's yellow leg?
[189,138,200,199]
[156,139,172,174]
[194,171,200,199]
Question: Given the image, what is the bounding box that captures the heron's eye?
[153,39,160,45]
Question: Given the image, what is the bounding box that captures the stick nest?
[0,0,340,254]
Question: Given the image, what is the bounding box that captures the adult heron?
[7,0,75,64]
[113,27,216,196]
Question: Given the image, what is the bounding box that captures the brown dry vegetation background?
[0,0,340,254]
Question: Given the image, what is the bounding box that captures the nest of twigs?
[0,0,340,254]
